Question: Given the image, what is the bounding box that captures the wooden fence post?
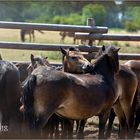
[87,18,95,62]
[87,18,95,46]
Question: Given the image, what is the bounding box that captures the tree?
[82,4,106,26]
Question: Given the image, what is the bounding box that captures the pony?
[20,52,90,138]
[20,29,44,42]
[95,46,138,138]
[124,60,140,135]
[62,46,138,139]
[22,46,120,138]
[0,59,21,138]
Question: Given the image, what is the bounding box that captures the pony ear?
[60,47,67,55]
[44,56,48,59]
[30,54,35,65]
[116,48,120,52]
[102,45,105,52]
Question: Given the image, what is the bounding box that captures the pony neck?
[92,54,116,78]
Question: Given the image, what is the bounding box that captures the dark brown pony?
[20,29,44,42]
[13,55,49,83]
[63,46,138,139]
[95,46,137,138]
[124,60,140,135]
[22,47,120,138]
[0,59,21,138]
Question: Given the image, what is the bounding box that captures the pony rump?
[23,75,37,129]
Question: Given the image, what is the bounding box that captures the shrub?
[124,21,138,32]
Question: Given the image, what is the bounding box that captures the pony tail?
[23,75,37,128]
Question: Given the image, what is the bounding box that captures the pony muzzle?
[82,63,92,73]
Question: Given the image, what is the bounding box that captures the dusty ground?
[74,116,140,139]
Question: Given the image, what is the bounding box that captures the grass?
[0,28,140,62]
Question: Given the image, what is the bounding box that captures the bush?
[124,21,138,32]
[51,13,83,25]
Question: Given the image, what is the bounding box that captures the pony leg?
[134,108,140,134]
[32,33,35,42]
[61,119,73,139]
[29,34,31,42]
[73,37,76,44]
[106,108,116,138]
[113,102,127,139]
[98,111,110,139]
[120,98,135,138]
[76,119,86,139]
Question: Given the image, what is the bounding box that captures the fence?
[75,33,140,41]
[0,20,140,61]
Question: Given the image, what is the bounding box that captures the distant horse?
[22,46,120,138]
[20,29,44,42]
[59,32,85,44]
[124,60,140,135]
[59,32,76,44]
[95,46,137,138]
[0,59,21,138]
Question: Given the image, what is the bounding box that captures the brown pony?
[61,47,91,139]
[124,60,140,135]
[20,29,44,42]
[22,47,120,139]
[20,52,90,139]
[95,46,138,138]
[0,59,21,138]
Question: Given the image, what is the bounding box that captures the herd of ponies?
[0,45,140,139]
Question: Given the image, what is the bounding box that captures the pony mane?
[91,52,119,75]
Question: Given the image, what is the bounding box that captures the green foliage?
[124,21,138,32]
[52,13,83,25]
[82,4,106,25]
[124,6,140,32]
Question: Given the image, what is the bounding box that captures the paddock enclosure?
[0,19,140,139]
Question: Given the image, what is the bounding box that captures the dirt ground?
[76,116,140,139]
